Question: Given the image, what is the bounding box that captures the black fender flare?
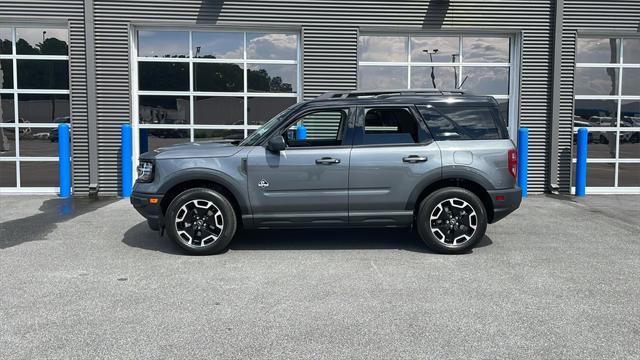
[158,167,251,215]
[405,165,495,211]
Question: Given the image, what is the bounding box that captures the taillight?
[508,149,517,178]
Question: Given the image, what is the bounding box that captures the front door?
[247,107,354,227]
[349,105,442,226]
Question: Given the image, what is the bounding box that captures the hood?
[141,140,243,160]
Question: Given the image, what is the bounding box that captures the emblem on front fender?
[258,179,269,188]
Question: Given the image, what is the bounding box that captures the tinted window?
[419,105,506,140]
[285,109,348,147]
[362,108,428,145]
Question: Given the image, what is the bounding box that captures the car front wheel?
[165,187,237,255]
[416,187,487,254]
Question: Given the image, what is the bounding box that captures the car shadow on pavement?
[122,221,493,255]
[0,197,118,249]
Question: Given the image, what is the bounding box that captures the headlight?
[137,161,154,182]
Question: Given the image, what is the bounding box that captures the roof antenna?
[457,75,469,89]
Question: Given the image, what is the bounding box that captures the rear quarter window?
[418,105,508,140]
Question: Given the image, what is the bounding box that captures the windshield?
[239,103,301,146]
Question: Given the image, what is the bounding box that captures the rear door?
[246,107,354,227]
[348,105,442,226]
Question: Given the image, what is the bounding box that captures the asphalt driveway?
[0,194,638,359]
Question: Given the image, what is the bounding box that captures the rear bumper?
[130,192,164,230]
[487,187,522,223]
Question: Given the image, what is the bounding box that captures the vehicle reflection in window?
[139,128,189,154]
[139,96,189,125]
[574,99,618,127]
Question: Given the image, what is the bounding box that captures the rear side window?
[362,107,430,145]
[418,105,507,140]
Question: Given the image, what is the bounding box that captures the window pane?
[586,163,615,187]
[618,164,640,187]
[573,131,617,159]
[410,66,457,89]
[291,110,346,141]
[623,38,640,64]
[17,60,69,89]
[363,108,428,144]
[193,63,243,92]
[0,28,11,54]
[358,36,407,62]
[621,100,640,127]
[138,129,189,153]
[247,97,296,125]
[192,32,243,59]
[621,68,639,95]
[462,67,509,95]
[574,68,619,95]
[410,36,459,62]
[358,66,407,90]
[18,94,70,123]
[246,33,297,60]
[0,161,17,187]
[138,62,189,91]
[19,128,58,157]
[138,31,188,58]
[194,129,244,142]
[16,28,68,55]
[138,96,189,125]
[619,131,639,158]
[20,161,58,187]
[420,106,506,140]
[247,64,296,93]
[194,96,243,125]
[0,127,16,157]
[577,38,620,63]
[496,99,509,128]
[574,99,618,127]
[0,60,13,89]
[1,94,15,122]
[462,37,510,63]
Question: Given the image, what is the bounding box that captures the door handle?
[402,155,428,163]
[315,157,341,165]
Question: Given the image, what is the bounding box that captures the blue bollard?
[121,124,132,197]
[58,123,71,198]
[296,122,307,140]
[139,128,148,154]
[517,128,528,198]
[575,128,588,197]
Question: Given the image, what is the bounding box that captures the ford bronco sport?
[131,89,522,255]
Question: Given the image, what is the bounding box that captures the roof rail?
[316,89,467,99]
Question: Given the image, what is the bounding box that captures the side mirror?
[266,135,286,152]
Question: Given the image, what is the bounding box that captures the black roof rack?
[316,89,468,99]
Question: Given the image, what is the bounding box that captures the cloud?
[246,33,297,60]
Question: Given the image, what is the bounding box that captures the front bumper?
[131,192,164,230]
[487,186,522,223]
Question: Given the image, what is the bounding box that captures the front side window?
[285,109,348,147]
[418,105,506,140]
[362,107,428,145]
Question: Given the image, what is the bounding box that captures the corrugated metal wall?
[560,0,640,192]
[89,0,555,194]
[1,0,90,194]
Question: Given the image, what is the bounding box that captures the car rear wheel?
[416,187,487,254]
[165,187,237,255]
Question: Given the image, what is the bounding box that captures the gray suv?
[131,89,521,255]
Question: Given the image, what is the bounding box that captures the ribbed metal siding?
[561,1,640,191]
[302,27,357,138]
[2,0,89,194]
[89,0,555,194]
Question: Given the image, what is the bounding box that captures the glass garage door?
[574,37,640,193]
[356,34,517,138]
[0,26,70,192]
[132,29,300,160]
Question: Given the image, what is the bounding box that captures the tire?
[416,187,487,254]
[165,187,237,255]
